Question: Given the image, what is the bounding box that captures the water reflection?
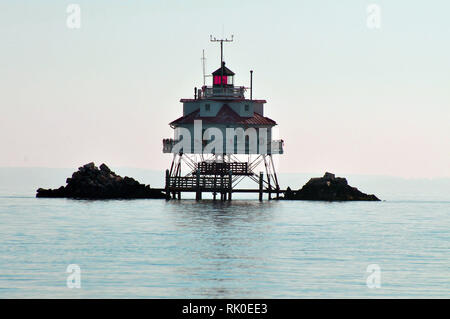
[166,200,276,226]
[163,200,278,298]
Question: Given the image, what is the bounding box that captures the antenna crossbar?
[210,34,234,68]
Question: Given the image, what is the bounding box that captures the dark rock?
[284,172,380,201]
[99,163,111,173]
[36,162,166,199]
[285,186,293,199]
[84,162,95,169]
[323,172,335,179]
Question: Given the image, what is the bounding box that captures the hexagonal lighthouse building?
[163,38,284,200]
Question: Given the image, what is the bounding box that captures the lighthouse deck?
[158,187,286,194]
[199,86,245,99]
[164,171,284,201]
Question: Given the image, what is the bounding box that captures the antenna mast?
[201,49,207,86]
[210,34,234,67]
[210,34,234,88]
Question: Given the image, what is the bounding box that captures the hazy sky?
[1,0,449,178]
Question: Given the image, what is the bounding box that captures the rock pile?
[36,162,166,199]
[284,172,380,201]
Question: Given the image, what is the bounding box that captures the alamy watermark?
[66,4,81,29]
[166,120,283,155]
[367,4,382,29]
[366,264,381,289]
[66,264,81,288]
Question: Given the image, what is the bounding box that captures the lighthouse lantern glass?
[213,75,233,85]
[214,75,227,85]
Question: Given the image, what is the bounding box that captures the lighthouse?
[162,36,284,200]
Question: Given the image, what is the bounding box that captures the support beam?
[263,156,272,200]
[165,153,282,201]
[269,155,280,199]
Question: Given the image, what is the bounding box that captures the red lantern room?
[212,61,235,87]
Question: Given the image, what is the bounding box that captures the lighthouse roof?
[212,62,235,76]
[170,104,276,126]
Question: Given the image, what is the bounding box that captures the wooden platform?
[162,171,284,201]
[154,188,286,194]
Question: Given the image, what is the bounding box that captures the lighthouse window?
[244,104,249,112]
[205,104,210,111]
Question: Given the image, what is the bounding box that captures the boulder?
[284,172,380,201]
[36,162,166,199]
[99,163,111,173]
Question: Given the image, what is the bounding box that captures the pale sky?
[0,0,449,178]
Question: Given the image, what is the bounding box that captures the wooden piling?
[259,172,263,201]
[228,171,232,201]
[195,169,201,201]
[213,176,217,200]
[165,169,171,200]
[220,176,224,201]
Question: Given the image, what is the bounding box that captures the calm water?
[0,195,449,298]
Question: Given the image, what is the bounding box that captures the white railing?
[270,140,284,154]
[200,86,246,99]
[162,139,178,153]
